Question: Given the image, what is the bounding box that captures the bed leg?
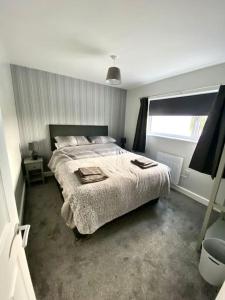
[150,198,159,205]
[73,228,90,240]
[73,228,82,240]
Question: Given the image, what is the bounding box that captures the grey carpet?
[24,177,218,300]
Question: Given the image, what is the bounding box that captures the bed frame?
[49,124,108,151]
[49,124,159,240]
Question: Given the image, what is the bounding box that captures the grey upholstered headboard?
[49,124,108,151]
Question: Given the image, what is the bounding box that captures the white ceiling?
[1,0,225,89]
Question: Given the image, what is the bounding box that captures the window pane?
[199,116,207,135]
[150,116,194,137]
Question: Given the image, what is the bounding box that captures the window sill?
[147,133,198,144]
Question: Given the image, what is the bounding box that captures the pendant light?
[106,55,121,85]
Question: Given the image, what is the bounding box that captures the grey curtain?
[132,97,148,152]
[189,85,225,178]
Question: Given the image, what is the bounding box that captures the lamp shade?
[106,66,121,85]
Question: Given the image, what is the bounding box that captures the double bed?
[48,125,170,235]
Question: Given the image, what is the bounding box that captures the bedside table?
[24,157,44,186]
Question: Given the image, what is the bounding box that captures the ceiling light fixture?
[106,55,121,85]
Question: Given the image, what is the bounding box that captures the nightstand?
[24,157,44,186]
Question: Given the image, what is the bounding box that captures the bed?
[48,124,170,234]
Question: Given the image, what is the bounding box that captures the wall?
[0,42,23,213]
[0,44,22,189]
[125,63,225,203]
[11,65,127,162]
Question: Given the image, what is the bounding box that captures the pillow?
[55,136,77,148]
[55,136,90,148]
[88,136,116,144]
[74,136,90,146]
[55,143,60,149]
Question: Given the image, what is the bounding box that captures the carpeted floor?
[24,177,218,300]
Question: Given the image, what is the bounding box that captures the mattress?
[48,143,170,234]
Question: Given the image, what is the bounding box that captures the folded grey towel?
[78,167,102,177]
[75,167,108,184]
[133,157,154,166]
[131,160,158,169]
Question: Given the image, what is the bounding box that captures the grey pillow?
[88,136,116,144]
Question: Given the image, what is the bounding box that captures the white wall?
[0,41,21,189]
[125,63,225,202]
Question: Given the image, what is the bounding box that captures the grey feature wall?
[11,65,126,161]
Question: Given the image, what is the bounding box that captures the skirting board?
[172,185,222,213]
[172,184,209,207]
[172,184,221,212]
[19,182,26,223]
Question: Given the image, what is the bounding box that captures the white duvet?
[48,143,170,234]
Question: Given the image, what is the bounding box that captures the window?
[148,115,207,141]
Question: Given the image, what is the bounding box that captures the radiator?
[156,152,184,185]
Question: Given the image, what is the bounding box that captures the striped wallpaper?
[11,65,127,160]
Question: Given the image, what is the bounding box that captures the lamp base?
[32,151,38,160]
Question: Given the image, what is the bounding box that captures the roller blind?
[149,92,217,116]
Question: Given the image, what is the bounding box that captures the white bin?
[199,238,225,286]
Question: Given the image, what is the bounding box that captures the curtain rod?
[141,84,220,100]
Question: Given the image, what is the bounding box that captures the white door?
[216,281,225,300]
[0,108,36,299]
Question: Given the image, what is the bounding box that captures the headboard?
[49,124,108,151]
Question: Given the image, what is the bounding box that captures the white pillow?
[88,136,116,144]
[55,136,90,148]
[74,136,90,145]
[55,136,77,148]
